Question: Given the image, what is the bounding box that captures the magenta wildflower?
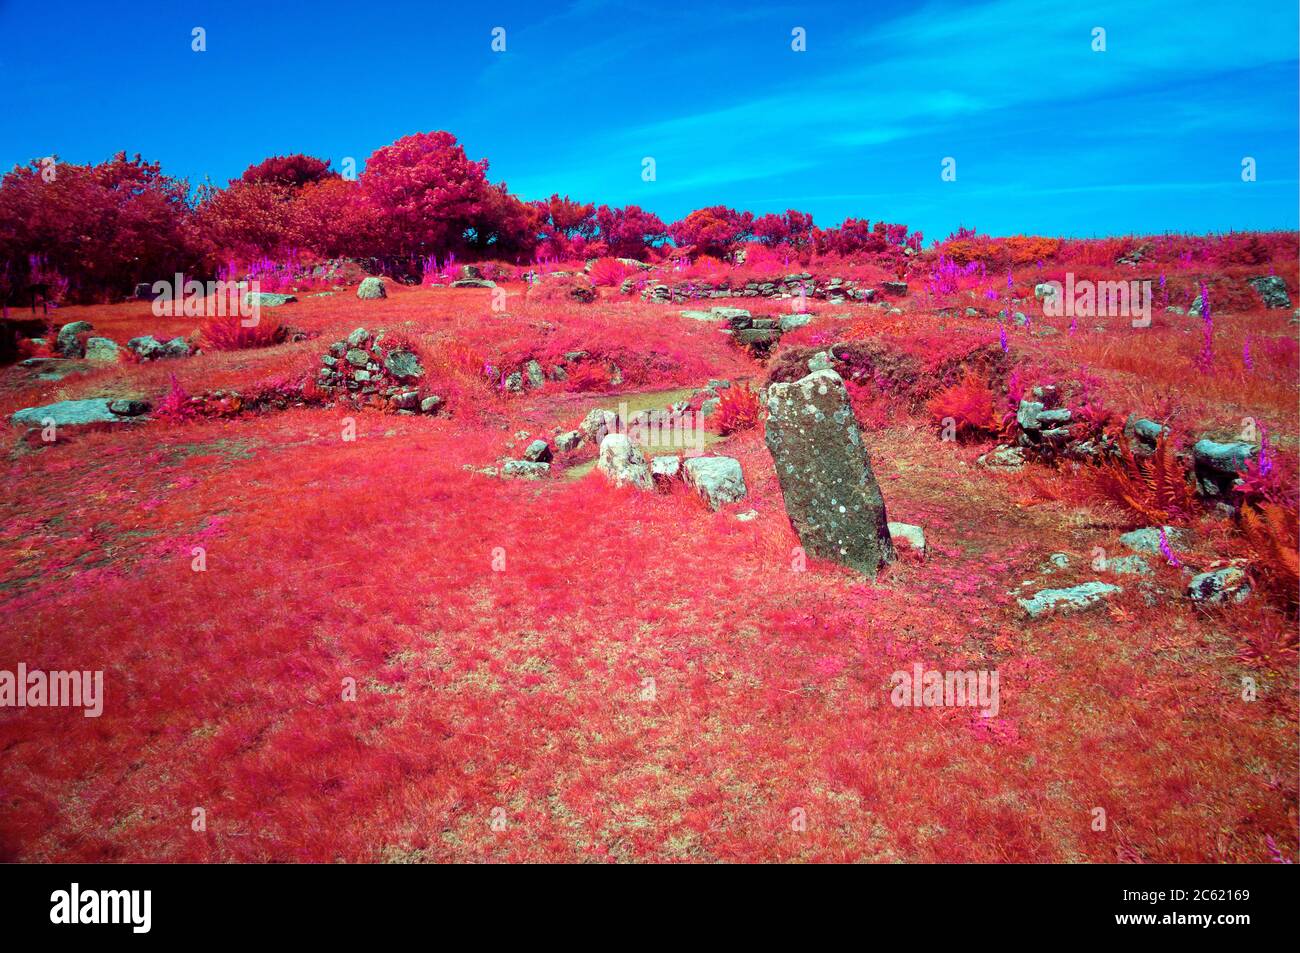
[1158,529,1181,567]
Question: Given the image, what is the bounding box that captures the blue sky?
[1,0,1296,240]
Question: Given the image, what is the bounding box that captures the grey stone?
[579,408,616,441]
[242,291,296,308]
[522,439,553,463]
[780,313,813,332]
[1129,417,1168,444]
[555,430,583,453]
[56,321,93,357]
[682,456,747,510]
[161,337,190,358]
[83,337,119,362]
[1118,526,1188,554]
[525,360,545,389]
[651,454,681,487]
[1017,400,1045,430]
[345,348,369,368]
[887,521,925,554]
[597,434,653,490]
[107,399,150,417]
[1104,555,1152,575]
[11,398,136,427]
[1018,582,1122,618]
[502,460,550,480]
[504,371,524,392]
[1247,275,1291,309]
[420,395,443,415]
[1037,408,1072,426]
[356,277,386,300]
[808,351,834,372]
[1187,564,1251,604]
[735,328,780,346]
[1193,438,1254,474]
[347,327,369,347]
[764,369,893,575]
[384,349,424,381]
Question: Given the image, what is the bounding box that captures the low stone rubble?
[315,327,441,414]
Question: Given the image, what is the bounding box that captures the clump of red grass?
[925,369,999,439]
[714,381,760,435]
[202,314,283,351]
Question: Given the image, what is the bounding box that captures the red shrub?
[714,382,760,435]
[586,257,637,287]
[202,314,282,351]
[925,370,998,438]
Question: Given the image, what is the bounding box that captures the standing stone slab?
[764,369,894,575]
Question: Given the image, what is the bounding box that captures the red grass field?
[1,258,1296,863]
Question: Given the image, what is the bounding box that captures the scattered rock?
[780,313,813,332]
[1018,582,1121,618]
[502,460,550,480]
[384,349,424,381]
[808,351,834,373]
[11,398,142,427]
[1187,563,1251,604]
[107,399,150,417]
[1247,275,1291,310]
[764,369,893,575]
[125,336,163,361]
[597,434,653,490]
[243,291,297,308]
[1119,526,1188,554]
[420,395,443,415]
[1104,555,1152,576]
[555,430,582,453]
[1192,438,1255,496]
[887,522,926,555]
[522,439,553,463]
[977,445,1026,471]
[356,277,387,300]
[1193,438,1255,474]
[83,337,119,362]
[580,408,616,442]
[682,456,747,510]
[56,321,93,357]
[651,454,681,489]
[161,337,191,358]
